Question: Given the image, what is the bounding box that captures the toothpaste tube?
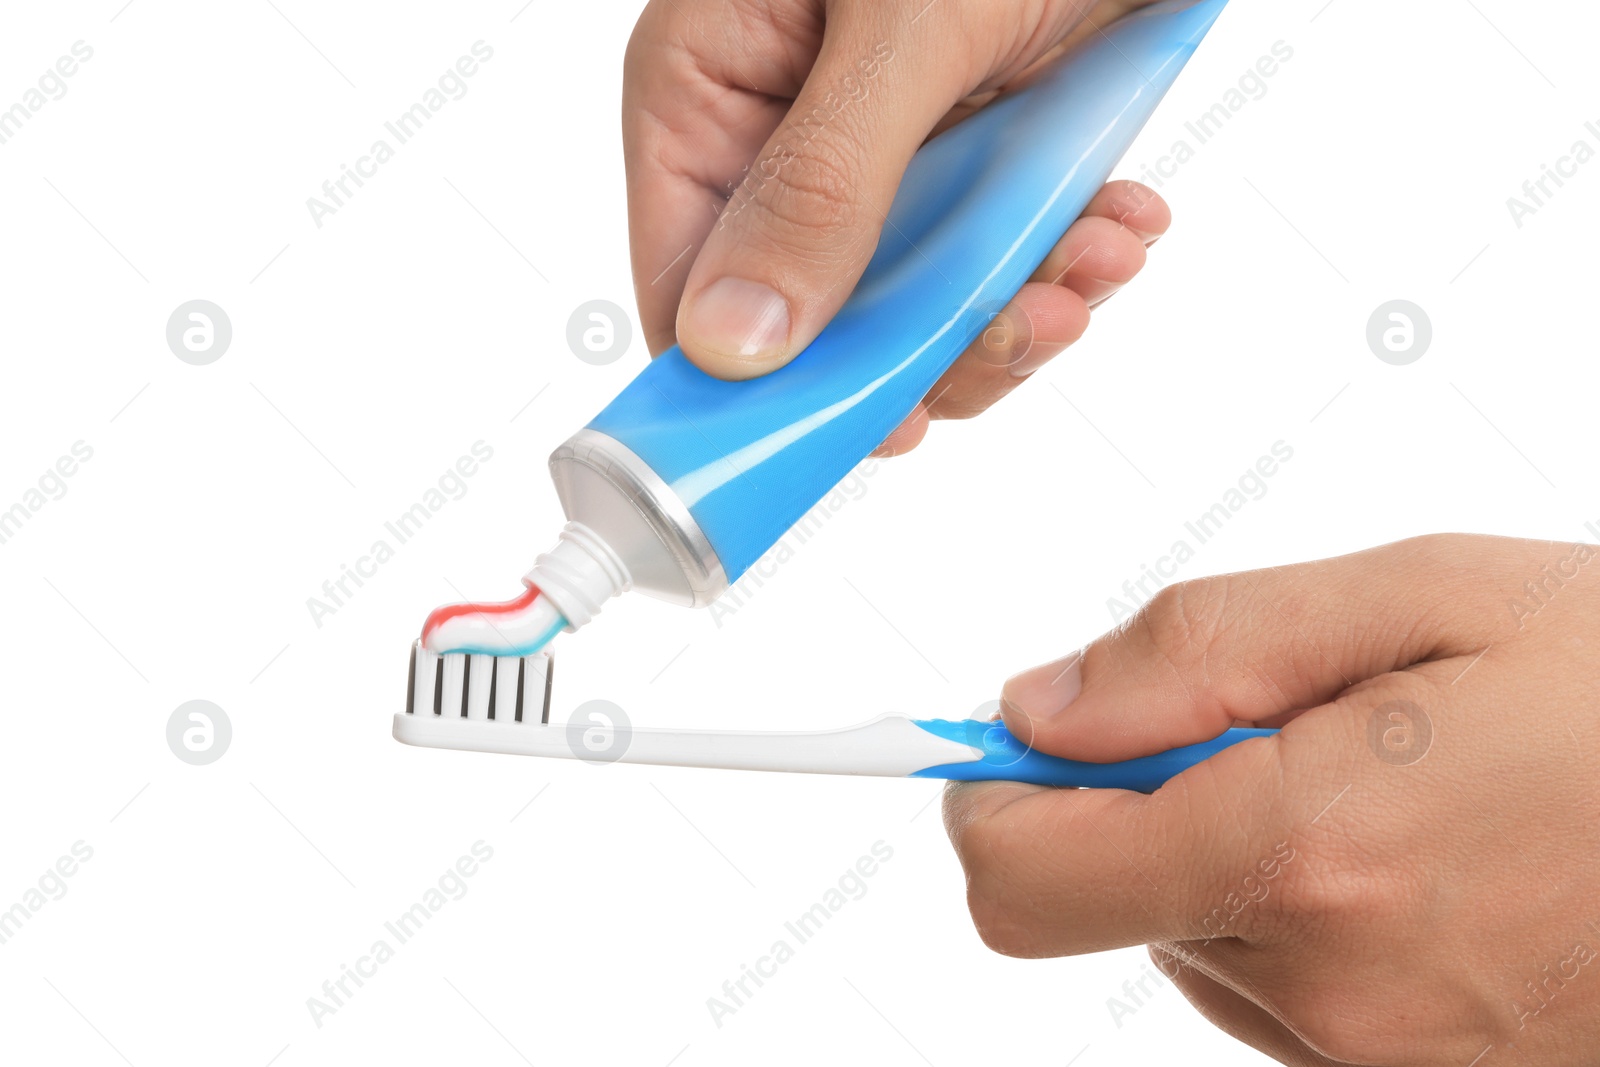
[424,0,1228,655]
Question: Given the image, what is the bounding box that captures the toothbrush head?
[401,638,635,763]
[404,639,553,724]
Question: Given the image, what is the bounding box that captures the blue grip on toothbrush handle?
[909,720,1276,793]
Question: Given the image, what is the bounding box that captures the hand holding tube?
[623,0,1170,454]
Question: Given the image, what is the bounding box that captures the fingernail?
[682,277,790,361]
[1008,341,1068,379]
[1087,284,1126,310]
[1001,653,1083,722]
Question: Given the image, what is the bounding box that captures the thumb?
[675,18,957,380]
[1002,535,1511,763]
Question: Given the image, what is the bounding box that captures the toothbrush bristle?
[466,654,493,719]
[405,640,552,725]
[441,654,466,719]
[486,657,498,721]
[541,655,553,725]
[405,641,417,716]
[498,654,521,722]
[513,657,525,723]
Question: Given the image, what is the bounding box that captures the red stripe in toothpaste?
[421,583,541,645]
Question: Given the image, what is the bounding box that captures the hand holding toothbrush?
[944,534,1600,1064]
[623,0,1168,455]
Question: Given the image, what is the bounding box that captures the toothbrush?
[395,642,1274,793]
[404,0,1261,790]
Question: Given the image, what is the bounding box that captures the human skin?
[622,6,1600,1061]
[622,0,1166,455]
[944,534,1600,1064]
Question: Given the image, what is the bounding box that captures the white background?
[1,0,1596,1064]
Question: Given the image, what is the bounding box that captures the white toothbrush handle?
[399,646,1272,791]
[393,713,975,777]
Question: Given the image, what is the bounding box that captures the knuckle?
[928,388,999,422]
[1266,852,1355,928]
[948,806,1040,957]
[1267,847,1422,942]
[623,6,673,75]
[1104,177,1154,201]
[1394,530,1472,559]
[1147,942,1176,975]
[947,803,1009,874]
[1136,579,1230,670]
[1102,179,1162,219]
[1386,531,1505,583]
[1278,965,1489,1064]
[1287,998,1405,1065]
[965,884,1037,957]
[1078,216,1147,274]
[739,141,863,250]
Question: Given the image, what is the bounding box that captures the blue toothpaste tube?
[428,0,1229,649]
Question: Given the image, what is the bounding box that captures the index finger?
[621,5,796,354]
